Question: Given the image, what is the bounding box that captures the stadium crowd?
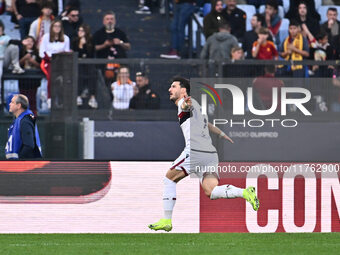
[0,0,340,113]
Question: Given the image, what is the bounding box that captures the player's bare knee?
[165,168,185,183]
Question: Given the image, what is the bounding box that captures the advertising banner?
[200,162,340,233]
[0,161,338,233]
[94,121,184,160]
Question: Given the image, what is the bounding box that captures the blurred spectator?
[111,66,136,110]
[129,71,160,109]
[285,0,320,22]
[58,0,80,19]
[12,0,41,39]
[332,33,340,59]
[93,11,131,59]
[72,24,93,58]
[38,0,59,17]
[221,0,246,41]
[252,65,284,110]
[252,27,278,60]
[135,0,152,15]
[160,0,195,59]
[203,0,225,39]
[39,19,70,100]
[18,36,41,115]
[230,45,244,60]
[0,20,24,76]
[223,46,252,77]
[0,0,5,14]
[279,20,309,77]
[264,0,282,43]
[72,24,97,109]
[321,7,340,44]
[39,19,70,58]
[331,67,340,111]
[28,2,54,48]
[310,30,334,78]
[247,0,282,8]
[297,1,320,45]
[242,13,269,59]
[61,7,82,42]
[200,22,238,61]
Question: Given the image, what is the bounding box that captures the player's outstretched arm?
[208,123,234,144]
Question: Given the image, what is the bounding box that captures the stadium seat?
[191,14,206,49]
[203,3,211,16]
[315,0,322,10]
[259,5,284,19]
[278,18,289,48]
[318,5,340,24]
[283,0,290,13]
[237,4,256,31]
[0,14,20,39]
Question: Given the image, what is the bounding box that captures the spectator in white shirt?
[39,19,70,101]
[111,66,136,110]
[39,19,70,58]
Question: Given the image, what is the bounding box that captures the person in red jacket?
[252,27,278,60]
[253,65,284,110]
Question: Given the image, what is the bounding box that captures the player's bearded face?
[169,82,181,102]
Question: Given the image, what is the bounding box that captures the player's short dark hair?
[266,0,278,11]
[289,19,300,27]
[254,13,265,26]
[328,7,338,13]
[173,77,190,95]
[15,94,29,110]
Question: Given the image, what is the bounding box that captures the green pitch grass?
[0,233,339,255]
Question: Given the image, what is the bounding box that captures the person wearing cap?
[129,72,160,110]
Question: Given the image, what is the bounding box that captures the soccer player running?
[148,77,259,232]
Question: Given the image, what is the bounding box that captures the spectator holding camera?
[93,11,130,59]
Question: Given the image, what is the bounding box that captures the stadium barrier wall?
[0,161,338,233]
[92,121,340,161]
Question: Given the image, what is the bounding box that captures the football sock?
[163,177,176,219]
[210,184,244,200]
